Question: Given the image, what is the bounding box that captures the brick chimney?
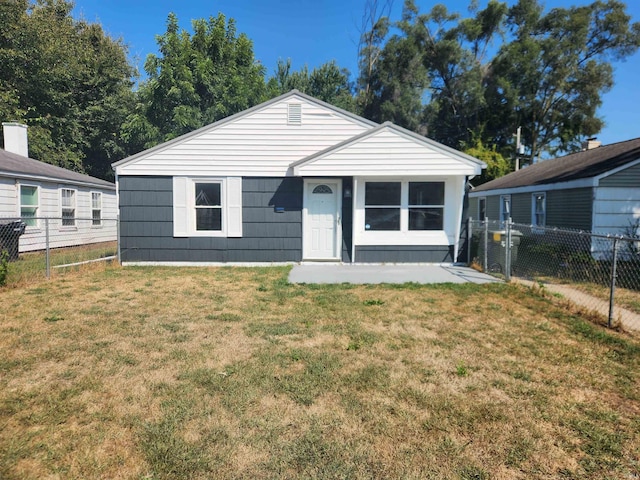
[2,122,29,157]
[582,137,601,151]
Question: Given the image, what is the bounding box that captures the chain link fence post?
[45,217,50,279]
[483,217,488,272]
[608,237,619,328]
[505,218,512,282]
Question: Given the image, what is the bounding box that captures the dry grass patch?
[0,265,639,479]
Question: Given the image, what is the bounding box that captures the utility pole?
[514,126,523,171]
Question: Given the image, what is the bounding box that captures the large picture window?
[195,182,222,231]
[20,185,39,227]
[60,188,76,227]
[365,182,401,230]
[363,180,445,233]
[408,182,444,230]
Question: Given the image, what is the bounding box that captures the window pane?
[92,192,101,209]
[365,208,400,230]
[21,207,37,226]
[409,208,443,230]
[21,186,38,206]
[62,209,75,226]
[365,182,401,206]
[196,208,222,231]
[62,189,74,207]
[195,183,221,206]
[409,182,444,205]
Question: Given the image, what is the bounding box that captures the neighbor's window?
[532,192,546,228]
[500,195,511,225]
[478,197,486,221]
[91,192,102,226]
[365,182,401,230]
[195,182,222,231]
[60,188,76,226]
[408,182,444,230]
[20,185,38,227]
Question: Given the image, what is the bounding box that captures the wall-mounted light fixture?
[344,188,352,198]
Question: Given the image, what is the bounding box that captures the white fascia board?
[468,177,597,198]
[112,90,378,172]
[594,157,640,183]
[0,171,116,190]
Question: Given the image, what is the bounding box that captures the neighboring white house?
[1,122,117,253]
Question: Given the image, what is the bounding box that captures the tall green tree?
[267,59,356,111]
[121,13,267,153]
[357,0,640,164]
[0,0,135,178]
[487,0,640,161]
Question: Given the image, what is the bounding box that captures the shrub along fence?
[468,219,640,329]
[0,216,118,286]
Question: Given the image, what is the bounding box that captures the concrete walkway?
[513,278,640,333]
[288,264,498,285]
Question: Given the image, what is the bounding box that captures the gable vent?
[288,103,302,125]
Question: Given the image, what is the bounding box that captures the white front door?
[304,180,341,260]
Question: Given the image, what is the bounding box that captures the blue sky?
[72,0,640,147]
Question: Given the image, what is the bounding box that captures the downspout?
[351,178,357,263]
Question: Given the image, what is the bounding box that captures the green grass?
[0,265,639,479]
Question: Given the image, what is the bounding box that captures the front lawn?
[0,266,639,479]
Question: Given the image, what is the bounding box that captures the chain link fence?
[468,219,640,330]
[0,216,118,286]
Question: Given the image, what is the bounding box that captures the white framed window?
[500,195,511,225]
[60,188,76,227]
[363,180,444,232]
[195,182,222,231]
[19,184,39,227]
[91,192,102,226]
[532,192,546,229]
[478,197,486,221]
[173,177,242,238]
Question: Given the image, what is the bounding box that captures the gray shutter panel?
[226,177,243,237]
[173,177,189,237]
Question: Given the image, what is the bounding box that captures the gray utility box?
[0,220,26,261]
[489,229,523,267]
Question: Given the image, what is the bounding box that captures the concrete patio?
[288,264,499,285]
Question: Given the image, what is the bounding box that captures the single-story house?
[112,90,485,265]
[1,122,117,252]
[469,137,640,237]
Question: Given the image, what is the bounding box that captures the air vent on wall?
[288,103,302,125]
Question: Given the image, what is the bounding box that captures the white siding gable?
[294,126,482,177]
[116,95,372,177]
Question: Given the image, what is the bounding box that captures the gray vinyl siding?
[599,162,640,187]
[511,193,532,223]
[355,245,453,263]
[468,197,479,220]
[486,196,500,220]
[546,188,593,230]
[119,176,303,262]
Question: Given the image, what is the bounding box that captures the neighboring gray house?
[1,123,117,252]
[112,90,485,265]
[469,138,640,236]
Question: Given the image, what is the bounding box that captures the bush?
[0,249,8,286]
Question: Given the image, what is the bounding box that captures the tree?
[357,0,640,166]
[267,59,356,111]
[487,0,640,161]
[463,138,510,185]
[0,0,135,178]
[121,12,267,153]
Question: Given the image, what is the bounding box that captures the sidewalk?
[514,278,640,333]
